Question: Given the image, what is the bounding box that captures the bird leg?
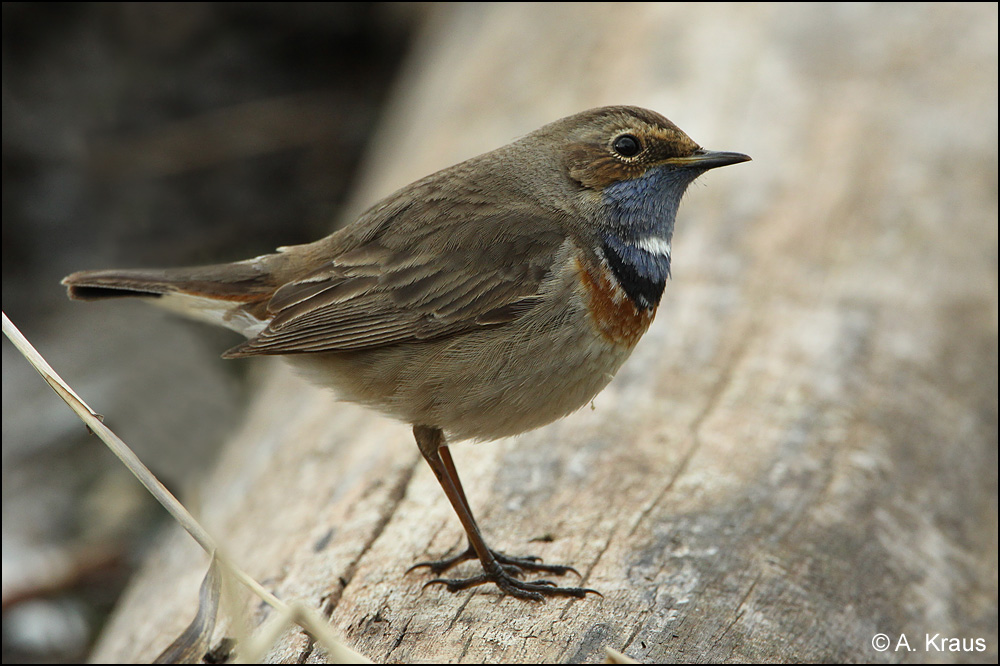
[410,425,598,601]
[410,445,579,577]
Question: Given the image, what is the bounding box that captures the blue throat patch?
[599,165,697,311]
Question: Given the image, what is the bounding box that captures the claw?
[407,544,479,575]
[408,544,582,578]
[409,541,599,600]
[421,566,599,601]
[423,571,599,601]
[492,551,581,578]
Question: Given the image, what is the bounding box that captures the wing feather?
[223,214,566,357]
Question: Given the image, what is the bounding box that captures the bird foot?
[408,544,580,577]
[410,545,598,601]
[423,565,600,601]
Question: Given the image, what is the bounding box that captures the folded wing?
[223,212,566,357]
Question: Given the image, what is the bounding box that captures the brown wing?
[222,211,567,357]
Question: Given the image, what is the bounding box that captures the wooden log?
[91,4,997,663]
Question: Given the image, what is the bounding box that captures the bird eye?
[612,134,642,158]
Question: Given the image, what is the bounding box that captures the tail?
[62,257,282,337]
[63,259,277,300]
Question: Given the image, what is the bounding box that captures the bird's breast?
[575,257,655,348]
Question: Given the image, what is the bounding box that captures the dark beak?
[670,148,751,170]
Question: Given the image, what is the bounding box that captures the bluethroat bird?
[63,106,749,600]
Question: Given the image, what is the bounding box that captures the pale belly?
[287,295,642,442]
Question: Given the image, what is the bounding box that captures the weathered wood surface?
[91,4,997,663]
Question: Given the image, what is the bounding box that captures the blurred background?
[3,2,997,663]
[2,3,419,662]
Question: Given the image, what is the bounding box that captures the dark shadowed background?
[2,4,418,662]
